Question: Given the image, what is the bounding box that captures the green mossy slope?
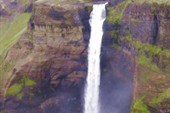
[0,13,31,89]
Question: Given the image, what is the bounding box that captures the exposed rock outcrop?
[1,1,135,113]
[121,2,170,113]
[122,3,170,49]
[121,2,170,72]
[2,1,170,113]
[1,2,90,113]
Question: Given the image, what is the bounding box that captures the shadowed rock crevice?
[151,14,159,45]
[79,7,91,44]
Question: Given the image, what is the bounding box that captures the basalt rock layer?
[121,2,170,113]
[0,1,135,113]
[1,2,89,113]
[1,1,170,113]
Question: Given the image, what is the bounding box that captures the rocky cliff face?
[1,2,90,113]
[121,2,170,113]
[123,3,170,49]
[122,2,170,72]
[1,1,170,113]
[1,1,135,113]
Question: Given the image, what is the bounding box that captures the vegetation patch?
[107,0,130,25]
[122,33,170,73]
[83,0,92,2]
[107,1,170,112]
[0,12,31,89]
[23,76,36,87]
[27,34,33,41]
[131,96,151,113]
[17,0,31,7]
[6,83,23,97]
[0,61,15,89]
[0,13,31,57]
[132,0,170,5]
[149,88,170,107]
[5,76,36,99]
[137,55,160,72]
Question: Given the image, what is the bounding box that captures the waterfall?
[84,3,107,113]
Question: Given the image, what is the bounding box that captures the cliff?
[0,0,170,113]
[0,2,89,113]
[109,1,170,113]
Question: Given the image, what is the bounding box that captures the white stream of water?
[84,3,107,113]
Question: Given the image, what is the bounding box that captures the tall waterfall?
[84,3,107,113]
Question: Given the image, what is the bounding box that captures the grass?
[6,83,23,96]
[107,0,170,112]
[137,55,160,72]
[133,0,170,5]
[149,88,170,107]
[122,33,170,73]
[131,96,151,113]
[107,0,130,24]
[23,76,36,87]
[0,13,31,89]
[0,13,31,55]
[135,65,170,112]
[5,76,36,99]
[18,0,31,7]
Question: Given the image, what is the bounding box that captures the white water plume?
[84,3,107,113]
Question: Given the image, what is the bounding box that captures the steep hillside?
[0,0,169,113]
[107,0,170,112]
[0,13,31,89]
[0,0,33,90]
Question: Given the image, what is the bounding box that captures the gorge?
[0,0,170,113]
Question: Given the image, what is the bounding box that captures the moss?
[133,0,170,5]
[23,76,36,87]
[87,6,93,15]
[17,0,30,7]
[110,29,120,37]
[107,0,130,25]
[6,83,23,96]
[27,34,33,41]
[137,55,160,72]
[161,50,170,59]
[108,0,170,73]
[138,67,151,83]
[5,76,36,99]
[83,0,92,2]
[149,88,170,107]
[131,96,151,113]
[107,7,122,25]
[121,33,170,73]
[112,44,122,50]
[16,92,24,100]
[107,0,130,48]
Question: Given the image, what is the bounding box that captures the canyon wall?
[0,0,169,113]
